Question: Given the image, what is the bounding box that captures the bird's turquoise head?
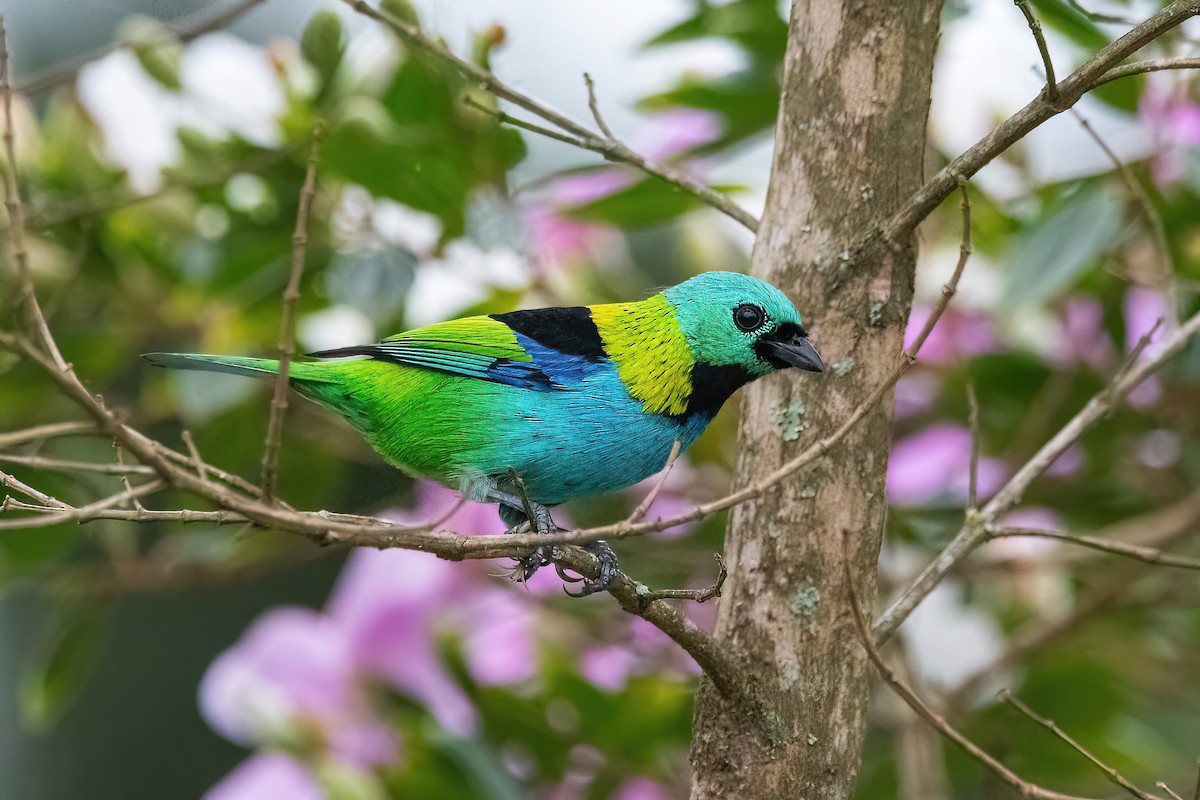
[664,271,824,378]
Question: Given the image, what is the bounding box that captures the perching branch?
[338,0,761,233]
[260,123,323,503]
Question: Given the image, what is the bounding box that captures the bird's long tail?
[142,352,371,429]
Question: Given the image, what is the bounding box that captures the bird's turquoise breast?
[485,366,711,505]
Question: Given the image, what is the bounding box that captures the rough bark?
[690,1,944,797]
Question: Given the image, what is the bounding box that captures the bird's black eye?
[733,303,766,332]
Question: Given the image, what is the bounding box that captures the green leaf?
[301,11,346,92]
[21,604,109,729]
[567,174,745,228]
[119,17,183,91]
[1002,185,1126,309]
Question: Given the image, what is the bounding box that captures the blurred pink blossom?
[1044,444,1083,478]
[1049,298,1115,370]
[526,109,721,267]
[633,108,722,161]
[580,645,639,692]
[1139,80,1200,185]
[904,305,1000,365]
[198,607,400,770]
[204,754,323,800]
[887,424,1006,506]
[894,374,938,419]
[614,777,680,800]
[1123,286,1169,408]
[327,548,480,736]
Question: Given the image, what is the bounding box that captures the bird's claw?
[563,540,619,598]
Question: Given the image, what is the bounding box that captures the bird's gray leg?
[488,488,619,595]
[488,488,557,583]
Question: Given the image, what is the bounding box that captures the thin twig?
[990,526,1200,571]
[998,689,1161,800]
[1093,58,1200,90]
[260,123,322,503]
[0,453,155,476]
[875,310,1200,643]
[583,72,616,140]
[182,430,207,481]
[0,468,69,508]
[967,381,980,510]
[1014,0,1060,104]
[15,0,268,96]
[0,479,165,530]
[1158,782,1185,800]
[0,422,95,450]
[1067,102,1179,327]
[340,0,759,233]
[640,553,727,603]
[841,533,1099,800]
[626,440,682,524]
[1,17,68,373]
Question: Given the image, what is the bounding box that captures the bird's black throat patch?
[491,307,606,360]
[671,362,755,423]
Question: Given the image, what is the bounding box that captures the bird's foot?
[492,487,560,586]
[563,540,619,598]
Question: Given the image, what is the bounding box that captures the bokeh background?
[1,0,1199,797]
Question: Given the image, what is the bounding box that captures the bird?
[144,270,824,593]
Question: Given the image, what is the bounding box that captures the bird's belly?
[493,398,705,505]
[351,365,709,505]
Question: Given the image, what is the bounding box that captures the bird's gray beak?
[757,324,825,373]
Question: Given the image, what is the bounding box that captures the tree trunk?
[690,1,944,797]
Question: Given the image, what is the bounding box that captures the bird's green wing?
[308,314,575,390]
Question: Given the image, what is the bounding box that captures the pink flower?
[887,424,1006,506]
[1124,286,1169,352]
[633,108,722,161]
[1047,298,1115,370]
[458,587,540,685]
[614,777,680,800]
[904,305,999,365]
[580,645,639,692]
[1140,80,1200,185]
[198,607,400,770]
[327,548,479,736]
[894,374,938,419]
[204,754,323,800]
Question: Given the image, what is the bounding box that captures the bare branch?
[883,0,1200,244]
[626,439,681,525]
[1014,0,1060,104]
[639,553,727,603]
[1158,782,1185,800]
[340,0,760,233]
[261,123,322,503]
[0,421,95,449]
[14,0,267,96]
[842,534,1101,800]
[990,526,1200,571]
[583,72,616,141]
[0,479,165,530]
[998,689,1161,800]
[1062,95,1178,326]
[1,17,68,373]
[875,309,1200,642]
[1093,57,1200,90]
[1,468,69,508]
[0,453,156,476]
[967,380,980,510]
